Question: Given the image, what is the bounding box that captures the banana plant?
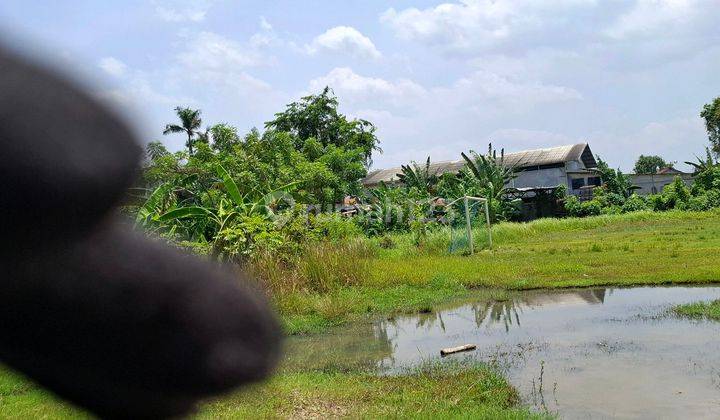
[135,183,174,228]
[396,156,438,196]
[148,165,298,244]
[460,144,520,222]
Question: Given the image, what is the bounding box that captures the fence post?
[464,196,473,254]
[484,200,492,249]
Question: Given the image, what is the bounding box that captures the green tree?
[210,123,241,153]
[163,107,202,154]
[265,87,380,166]
[701,97,720,157]
[265,87,380,205]
[633,155,670,174]
[593,157,639,199]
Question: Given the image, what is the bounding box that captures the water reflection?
[286,288,610,372]
[473,288,607,332]
[378,288,609,335]
[286,286,720,418]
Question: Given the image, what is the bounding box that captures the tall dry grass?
[248,239,377,295]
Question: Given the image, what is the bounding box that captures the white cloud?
[380,0,715,64]
[250,17,283,48]
[586,116,708,172]
[306,26,381,59]
[605,0,701,40]
[154,0,213,22]
[177,31,269,72]
[98,57,127,77]
[308,67,425,104]
[380,1,516,50]
[309,67,580,117]
[171,31,283,113]
[487,128,578,150]
[447,70,582,106]
[380,0,598,54]
[95,28,287,149]
[100,75,186,107]
[259,16,273,31]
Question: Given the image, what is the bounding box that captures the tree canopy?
[633,155,671,174]
[141,88,379,216]
[265,87,380,167]
[701,97,720,158]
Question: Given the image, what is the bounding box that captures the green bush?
[621,194,648,213]
[214,215,284,260]
[601,204,622,215]
[251,239,377,294]
[312,213,363,241]
[565,195,603,217]
[648,193,666,211]
[692,165,720,193]
[687,190,720,211]
[564,195,581,216]
[665,177,691,209]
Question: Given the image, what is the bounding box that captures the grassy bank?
[200,362,541,419]
[673,299,720,320]
[271,210,720,334]
[0,362,540,419]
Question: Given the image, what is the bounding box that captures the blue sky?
[2,0,719,171]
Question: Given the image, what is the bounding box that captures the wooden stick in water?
[440,344,477,356]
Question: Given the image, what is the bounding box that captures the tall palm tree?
[163,107,202,154]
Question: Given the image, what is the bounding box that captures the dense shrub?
[692,165,720,193]
[564,195,602,217]
[601,205,622,215]
[311,213,363,241]
[686,190,720,211]
[621,194,649,213]
[564,173,720,218]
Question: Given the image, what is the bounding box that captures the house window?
[571,178,586,190]
[587,176,601,187]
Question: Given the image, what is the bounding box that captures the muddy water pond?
[285,286,720,418]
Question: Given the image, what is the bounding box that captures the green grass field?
[281,210,720,334]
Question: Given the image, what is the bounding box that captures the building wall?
[512,167,567,189]
[630,173,694,195]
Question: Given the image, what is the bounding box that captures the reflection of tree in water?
[471,289,607,332]
[285,289,608,372]
[410,311,447,332]
[472,300,522,332]
[283,322,394,373]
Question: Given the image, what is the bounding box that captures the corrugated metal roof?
[362,143,594,186]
